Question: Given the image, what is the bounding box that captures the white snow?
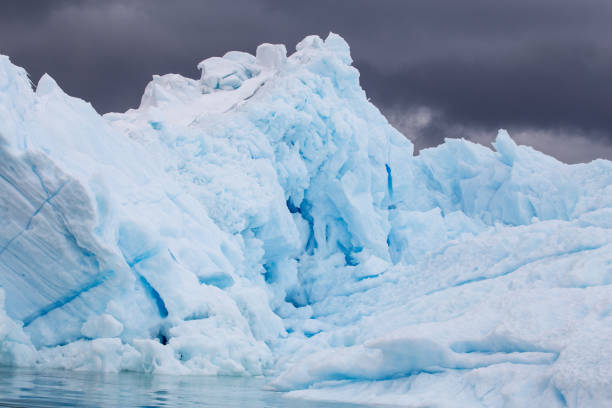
[0,33,611,407]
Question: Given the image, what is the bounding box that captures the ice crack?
[0,181,68,258]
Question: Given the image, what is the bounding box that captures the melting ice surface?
[0,33,611,407]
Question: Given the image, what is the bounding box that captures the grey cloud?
[386,106,612,164]
[0,0,611,161]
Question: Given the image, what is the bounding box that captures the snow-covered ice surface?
[1,33,611,407]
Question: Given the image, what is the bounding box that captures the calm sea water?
[0,367,370,408]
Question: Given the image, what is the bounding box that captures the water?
[0,367,370,408]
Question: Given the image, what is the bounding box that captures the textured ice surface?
[1,34,611,407]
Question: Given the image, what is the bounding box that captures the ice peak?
[36,73,62,96]
[0,55,31,91]
[255,43,288,70]
[323,32,353,65]
[296,35,325,51]
[195,34,353,96]
[493,128,518,165]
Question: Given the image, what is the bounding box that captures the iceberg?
[1,33,611,407]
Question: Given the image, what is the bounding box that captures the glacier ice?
[1,33,612,407]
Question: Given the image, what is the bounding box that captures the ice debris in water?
[1,33,611,407]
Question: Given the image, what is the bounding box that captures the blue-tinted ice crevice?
[22,272,110,327]
[0,181,67,258]
[117,224,169,319]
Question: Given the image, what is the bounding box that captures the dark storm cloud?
[1,0,611,162]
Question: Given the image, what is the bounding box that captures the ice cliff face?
[1,33,611,407]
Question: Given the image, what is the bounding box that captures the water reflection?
[0,367,370,408]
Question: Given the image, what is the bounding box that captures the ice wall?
[1,34,611,407]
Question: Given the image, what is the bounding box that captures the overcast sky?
[2,0,612,163]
